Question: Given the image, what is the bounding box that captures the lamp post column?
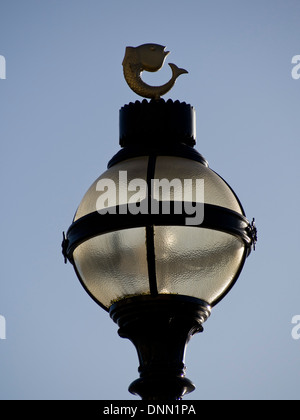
[109,295,211,400]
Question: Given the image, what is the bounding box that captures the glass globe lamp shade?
[65,100,254,312]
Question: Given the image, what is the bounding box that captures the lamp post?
[62,44,257,400]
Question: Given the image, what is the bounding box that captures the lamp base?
[128,375,195,401]
[109,294,211,400]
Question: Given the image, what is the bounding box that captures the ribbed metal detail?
[119,99,196,147]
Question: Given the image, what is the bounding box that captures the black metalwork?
[109,294,211,400]
[119,99,196,147]
[247,218,257,250]
[108,99,208,168]
[63,202,253,263]
[107,143,208,169]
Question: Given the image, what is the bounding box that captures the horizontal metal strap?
[63,201,254,262]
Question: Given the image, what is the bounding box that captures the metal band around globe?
[63,202,254,263]
[107,143,209,168]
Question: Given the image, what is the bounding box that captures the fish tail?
[168,63,188,79]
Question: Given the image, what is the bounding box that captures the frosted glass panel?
[73,228,149,308]
[154,226,244,304]
[154,156,243,214]
[75,157,149,220]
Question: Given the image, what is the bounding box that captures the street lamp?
[62,44,257,400]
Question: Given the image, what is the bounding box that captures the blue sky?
[0,0,300,400]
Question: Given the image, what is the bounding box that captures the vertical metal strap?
[146,155,158,296]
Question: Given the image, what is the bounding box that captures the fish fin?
[168,63,188,78]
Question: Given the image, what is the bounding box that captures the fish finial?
[122,43,188,100]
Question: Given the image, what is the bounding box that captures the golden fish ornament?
[122,43,188,100]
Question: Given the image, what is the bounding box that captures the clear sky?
[0,0,300,400]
